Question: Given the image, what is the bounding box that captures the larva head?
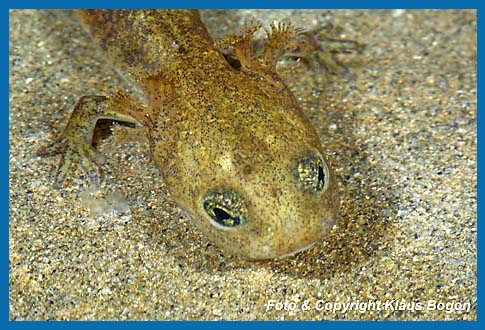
[152,69,339,259]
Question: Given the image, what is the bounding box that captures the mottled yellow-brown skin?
[38,10,339,259]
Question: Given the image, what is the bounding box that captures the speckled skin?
[38,10,339,259]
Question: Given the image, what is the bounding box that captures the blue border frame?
[4,0,481,328]
[3,0,482,9]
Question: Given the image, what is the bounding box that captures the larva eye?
[202,190,249,228]
[294,153,329,194]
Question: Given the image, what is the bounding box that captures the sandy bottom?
[9,10,476,320]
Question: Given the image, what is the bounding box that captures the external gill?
[215,19,302,74]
